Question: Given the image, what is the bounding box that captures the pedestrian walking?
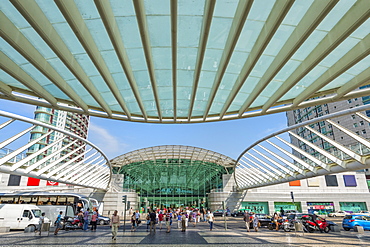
[38,212,45,235]
[207,210,214,231]
[131,212,137,232]
[273,212,279,231]
[253,213,259,232]
[165,210,172,233]
[243,211,251,232]
[149,209,157,233]
[90,210,98,231]
[110,210,120,240]
[83,208,90,231]
[158,211,164,230]
[54,211,63,235]
[181,212,187,232]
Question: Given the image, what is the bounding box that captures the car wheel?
[343,228,350,231]
[99,220,105,225]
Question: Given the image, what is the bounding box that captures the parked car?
[89,215,110,225]
[255,214,272,227]
[342,215,370,231]
[284,210,300,214]
[356,211,370,216]
[231,210,245,217]
[328,211,350,217]
[212,209,225,217]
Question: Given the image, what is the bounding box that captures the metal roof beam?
[133,0,162,121]
[0,52,58,107]
[255,0,340,113]
[0,81,15,99]
[11,0,113,117]
[55,0,131,119]
[263,0,370,112]
[202,0,253,121]
[333,67,370,101]
[219,0,294,120]
[187,0,216,121]
[0,11,89,113]
[94,0,147,120]
[171,0,178,122]
[292,34,370,107]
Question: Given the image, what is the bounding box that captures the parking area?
[0,217,369,246]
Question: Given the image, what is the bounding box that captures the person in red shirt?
[158,211,164,230]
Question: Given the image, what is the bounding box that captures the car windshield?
[32,209,41,218]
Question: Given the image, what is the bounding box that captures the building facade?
[2,106,89,188]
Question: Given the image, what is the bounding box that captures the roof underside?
[110,145,235,168]
[0,0,369,123]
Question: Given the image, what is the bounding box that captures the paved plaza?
[0,218,369,247]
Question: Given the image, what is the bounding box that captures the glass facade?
[339,202,367,213]
[113,158,231,208]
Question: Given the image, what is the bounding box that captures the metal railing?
[0,110,112,190]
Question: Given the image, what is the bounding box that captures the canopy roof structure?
[111,145,235,169]
[111,145,235,200]
[1,0,369,123]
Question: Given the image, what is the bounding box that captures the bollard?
[354,226,364,234]
[331,225,341,232]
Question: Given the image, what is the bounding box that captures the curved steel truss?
[0,110,112,190]
[235,105,370,190]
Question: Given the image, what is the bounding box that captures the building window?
[347,99,352,103]
[343,175,357,187]
[362,130,366,134]
[356,131,360,135]
[360,121,364,126]
[289,180,301,186]
[325,175,338,186]
[353,123,358,127]
[351,115,356,119]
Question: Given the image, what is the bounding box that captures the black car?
[212,209,225,217]
[254,214,272,227]
[231,210,245,217]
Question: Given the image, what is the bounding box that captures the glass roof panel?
[152,48,172,70]
[1,0,368,123]
[319,37,361,68]
[115,16,143,49]
[226,51,249,74]
[63,79,95,105]
[42,84,68,100]
[20,28,56,60]
[126,48,147,71]
[110,0,135,16]
[145,0,170,15]
[178,0,205,15]
[0,1,30,29]
[52,22,86,54]
[315,0,356,32]
[321,56,370,91]
[213,0,238,18]
[147,16,171,47]
[235,20,264,53]
[207,17,233,50]
[0,70,29,91]
[178,16,202,47]
[281,0,313,26]
[74,54,100,77]
[177,69,194,87]
[251,80,283,108]
[0,39,29,65]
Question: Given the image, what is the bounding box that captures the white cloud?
[88,123,128,159]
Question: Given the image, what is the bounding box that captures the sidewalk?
[0,218,369,246]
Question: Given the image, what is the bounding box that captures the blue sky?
[0,99,288,160]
